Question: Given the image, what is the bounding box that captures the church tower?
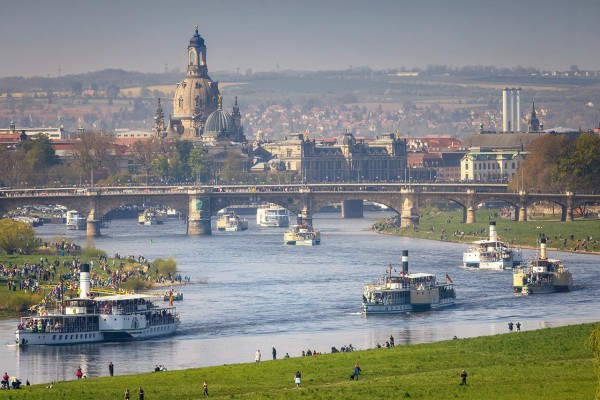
[528,101,540,132]
[168,24,220,139]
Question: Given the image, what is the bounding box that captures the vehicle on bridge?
[15,264,180,346]
[256,203,290,227]
[284,224,320,246]
[513,237,572,295]
[463,222,523,269]
[362,251,455,314]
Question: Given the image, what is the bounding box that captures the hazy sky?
[1,0,599,78]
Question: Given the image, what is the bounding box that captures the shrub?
[152,257,177,276]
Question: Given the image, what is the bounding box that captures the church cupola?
[528,101,540,132]
[188,24,208,77]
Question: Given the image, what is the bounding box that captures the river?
[1,212,598,384]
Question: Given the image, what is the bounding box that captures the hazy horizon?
[1,0,599,78]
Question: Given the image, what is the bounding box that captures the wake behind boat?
[513,237,573,295]
[362,250,455,314]
[15,264,180,346]
[463,221,522,269]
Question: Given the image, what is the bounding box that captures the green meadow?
[374,208,600,253]
[1,323,597,399]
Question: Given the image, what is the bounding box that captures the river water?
[1,212,598,384]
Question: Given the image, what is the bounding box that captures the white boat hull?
[16,321,180,346]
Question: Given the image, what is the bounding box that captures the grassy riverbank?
[3,323,597,399]
[0,241,179,316]
[374,208,600,253]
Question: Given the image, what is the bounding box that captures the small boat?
[256,203,290,227]
[163,290,183,302]
[463,222,522,269]
[138,209,166,225]
[65,210,86,230]
[166,208,180,218]
[15,264,180,346]
[362,250,455,314]
[513,237,573,295]
[284,224,320,245]
[216,211,249,232]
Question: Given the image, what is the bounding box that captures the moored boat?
[362,250,455,314]
[216,211,249,232]
[463,222,522,269]
[284,224,320,245]
[513,237,573,295]
[15,264,180,346]
[256,203,290,227]
[66,210,86,230]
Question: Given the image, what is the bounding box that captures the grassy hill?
[4,323,597,399]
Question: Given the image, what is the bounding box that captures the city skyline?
[1,0,599,78]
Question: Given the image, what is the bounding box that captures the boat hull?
[16,321,180,346]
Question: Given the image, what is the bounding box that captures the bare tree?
[130,138,162,185]
[71,131,116,186]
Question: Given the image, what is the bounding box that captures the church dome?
[189,28,205,47]
[205,108,233,135]
[172,77,219,120]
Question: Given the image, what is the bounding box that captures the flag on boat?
[445,274,453,284]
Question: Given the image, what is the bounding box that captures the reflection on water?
[1,212,598,384]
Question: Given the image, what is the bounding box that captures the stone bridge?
[1,184,598,237]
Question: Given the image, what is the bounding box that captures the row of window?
[465,162,518,170]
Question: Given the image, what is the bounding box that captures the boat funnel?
[489,222,498,242]
[402,250,409,274]
[540,237,547,260]
[297,214,303,225]
[79,263,91,299]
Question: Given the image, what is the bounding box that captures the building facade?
[260,131,407,182]
[460,150,525,182]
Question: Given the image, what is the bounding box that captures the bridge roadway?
[1,183,598,237]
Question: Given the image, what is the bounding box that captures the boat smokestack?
[489,222,498,242]
[540,237,547,260]
[79,263,91,299]
[297,214,303,225]
[402,250,409,274]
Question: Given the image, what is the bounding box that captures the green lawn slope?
[4,323,597,399]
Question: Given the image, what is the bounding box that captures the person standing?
[272,347,277,360]
[508,321,514,332]
[203,380,209,398]
[389,335,395,347]
[294,371,301,388]
[108,361,114,377]
[75,366,83,379]
[138,386,144,400]
[255,350,261,362]
[460,369,468,385]
[516,322,521,331]
[124,388,130,400]
[351,363,361,380]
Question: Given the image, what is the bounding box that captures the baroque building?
[260,131,408,182]
[165,25,244,143]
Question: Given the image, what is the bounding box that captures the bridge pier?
[400,189,419,227]
[301,206,313,227]
[341,200,363,218]
[86,209,101,237]
[187,195,212,235]
[518,207,527,222]
[465,207,476,224]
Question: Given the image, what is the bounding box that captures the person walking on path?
[124,388,130,400]
[351,363,361,380]
[460,369,468,385]
[272,347,277,360]
[108,362,114,377]
[138,386,144,400]
[203,380,209,398]
[255,350,261,362]
[294,371,301,388]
